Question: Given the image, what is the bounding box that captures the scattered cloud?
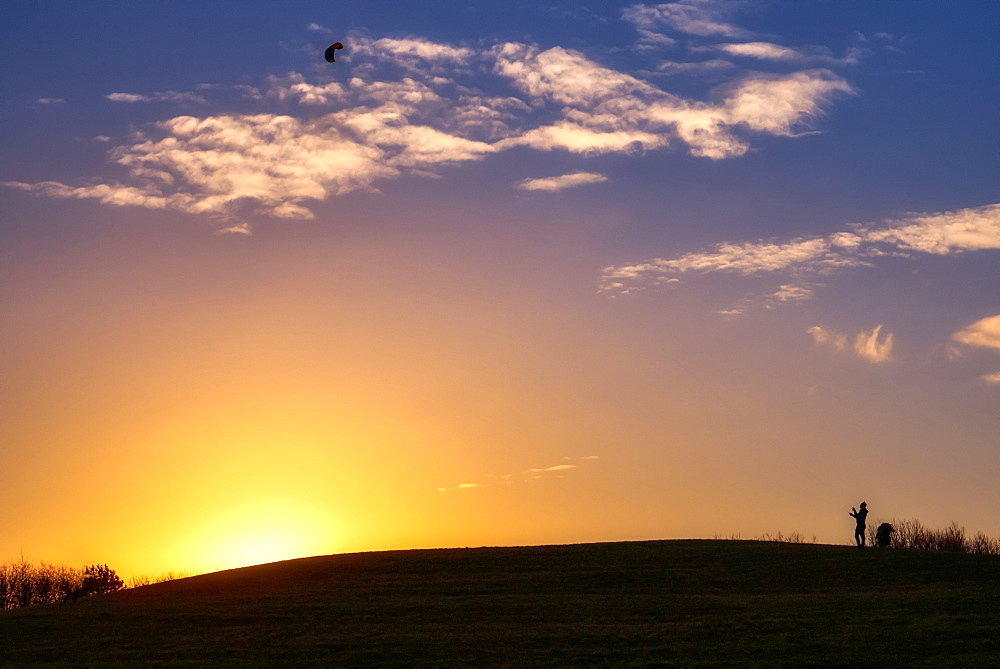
[527,464,576,473]
[602,204,1000,307]
[807,326,847,351]
[951,315,1000,382]
[772,284,814,303]
[853,325,894,363]
[216,222,252,236]
[106,91,207,104]
[809,324,894,363]
[718,42,863,67]
[36,97,66,104]
[623,1,753,43]
[7,14,863,226]
[516,172,607,192]
[952,315,1000,350]
[436,456,598,492]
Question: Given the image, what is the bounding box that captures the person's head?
[860,502,867,508]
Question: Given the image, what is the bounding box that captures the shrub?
[82,564,124,596]
[865,518,1000,555]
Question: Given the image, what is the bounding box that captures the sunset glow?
[3,1,999,579]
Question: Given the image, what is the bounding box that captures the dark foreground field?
[3,540,1000,666]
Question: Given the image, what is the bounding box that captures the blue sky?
[2,1,999,572]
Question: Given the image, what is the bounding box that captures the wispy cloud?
[516,172,607,192]
[106,91,207,104]
[809,324,894,363]
[623,1,753,44]
[527,464,576,473]
[602,204,1000,308]
[306,22,332,34]
[36,97,66,104]
[436,456,598,493]
[718,42,863,67]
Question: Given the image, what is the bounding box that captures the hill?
[3,540,999,666]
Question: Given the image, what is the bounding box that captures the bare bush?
[865,518,1000,555]
[0,560,83,610]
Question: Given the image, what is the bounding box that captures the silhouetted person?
[849,501,868,547]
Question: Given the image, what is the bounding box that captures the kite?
[325,42,344,63]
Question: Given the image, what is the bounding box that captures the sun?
[178,498,339,573]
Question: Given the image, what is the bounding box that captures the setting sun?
[177,498,340,573]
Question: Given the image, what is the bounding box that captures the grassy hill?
[3,539,1000,666]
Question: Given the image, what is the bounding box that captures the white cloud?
[107,91,207,104]
[718,42,861,67]
[8,24,858,225]
[306,23,332,34]
[808,326,847,351]
[266,73,347,105]
[37,97,66,104]
[865,204,1000,255]
[495,43,853,160]
[772,284,814,303]
[809,325,893,363]
[352,36,476,67]
[952,315,1000,351]
[516,172,607,192]
[853,325,894,363]
[602,203,1000,301]
[527,464,576,473]
[623,1,753,41]
[216,222,252,236]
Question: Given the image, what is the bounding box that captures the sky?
[2,0,999,577]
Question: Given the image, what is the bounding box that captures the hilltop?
[3,540,999,666]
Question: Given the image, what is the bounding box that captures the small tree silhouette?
[82,564,124,596]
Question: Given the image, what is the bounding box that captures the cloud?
[981,373,1000,384]
[807,326,847,351]
[952,315,1000,350]
[7,22,858,225]
[36,97,66,104]
[718,42,862,67]
[527,464,576,473]
[436,456,596,492]
[494,43,853,160]
[265,73,347,105]
[6,114,397,220]
[865,204,1000,255]
[516,172,608,192]
[602,203,1000,302]
[216,222,252,236]
[853,325,894,363]
[623,1,754,42]
[772,284,814,303]
[107,91,207,104]
[809,325,894,363]
[306,23,332,34]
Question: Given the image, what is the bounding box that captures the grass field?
[3,540,999,666]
